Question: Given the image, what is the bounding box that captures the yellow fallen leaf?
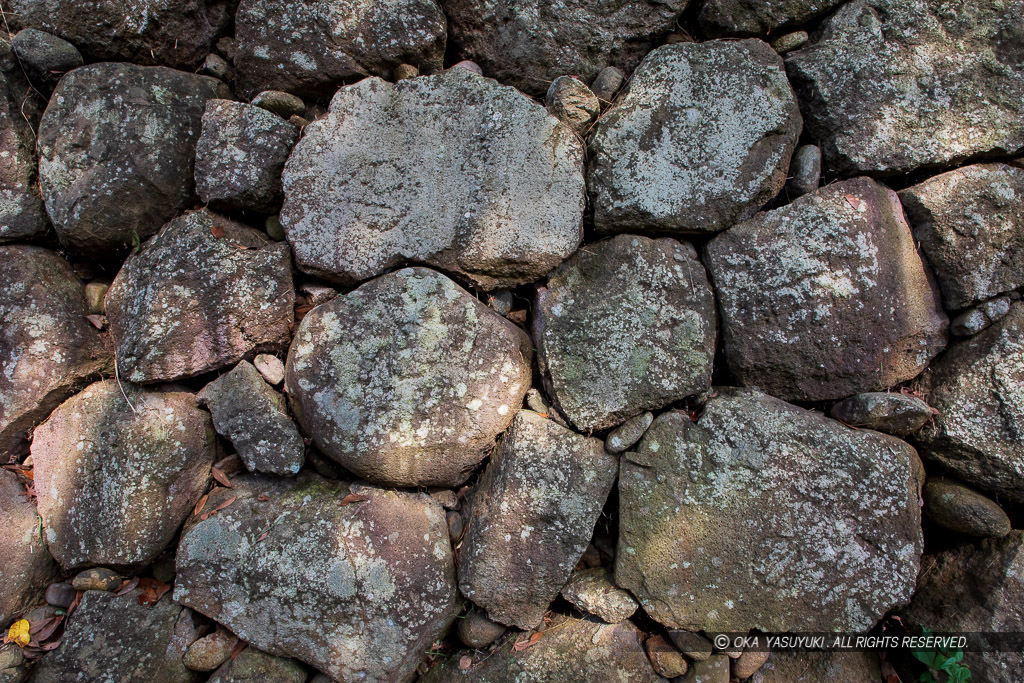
[6,619,30,647]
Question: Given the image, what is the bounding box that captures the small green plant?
[912,627,971,683]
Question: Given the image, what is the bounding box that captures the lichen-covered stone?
[250,90,305,119]
[37,64,229,258]
[902,532,1024,683]
[106,210,294,384]
[29,589,202,683]
[0,72,47,243]
[458,411,617,629]
[285,267,532,487]
[923,479,1011,538]
[829,392,935,436]
[686,655,730,683]
[183,630,237,672]
[174,474,457,683]
[752,652,881,682]
[617,388,925,632]
[207,648,306,683]
[456,610,506,649]
[786,144,821,198]
[605,412,654,454]
[545,76,599,135]
[588,40,801,234]
[234,0,446,98]
[0,469,58,626]
[281,70,584,290]
[9,0,228,69]
[913,303,1024,501]
[10,29,82,89]
[700,0,845,37]
[31,381,215,570]
[535,235,717,431]
[560,568,638,623]
[899,163,1024,310]
[0,247,111,460]
[706,177,948,402]
[198,361,304,476]
[590,66,625,103]
[422,613,662,682]
[195,100,298,213]
[785,0,1024,175]
[441,0,691,96]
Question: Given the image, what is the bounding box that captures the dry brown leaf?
[210,224,225,238]
[512,632,542,652]
[84,314,105,329]
[193,493,210,517]
[845,194,862,210]
[459,655,473,671]
[114,577,139,595]
[211,466,232,488]
[339,493,370,506]
[256,493,270,502]
[33,617,62,643]
[137,578,171,607]
[201,495,237,520]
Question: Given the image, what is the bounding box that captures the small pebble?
[45,583,76,609]
[923,479,1011,538]
[487,290,513,316]
[786,144,821,198]
[664,32,692,44]
[430,488,459,510]
[265,215,286,241]
[254,354,285,386]
[299,283,338,308]
[590,66,625,104]
[457,609,506,649]
[152,556,177,584]
[605,412,654,453]
[646,634,687,678]
[950,307,989,336]
[734,647,770,679]
[84,281,109,315]
[829,392,934,436]
[200,53,233,82]
[685,654,730,683]
[183,629,239,672]
[451,60,483,75]
[288,115,309,129]
[447,510,464,541]
[71,567,121,592]
[770,31,809,54]
[393,63,419,81]
[669,630,713,661]
[979,295,1012,324]
[546,76,600,135]
[252,90,306,119]
[11,28,82,88]
[524,388,567,427]
[216,36,237,62]
[561,568,638,623]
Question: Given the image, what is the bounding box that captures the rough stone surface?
[441,0,691,96]
[253,354,285,386]
[923,479,1011,538]
[71,567,122,592]
[668,631,712,661]
[281,70,585,290]
[0,72,47,243]
[902,532,1024,683]
[251,91,306,119]
[9,0,228,69]
[37,63,229,258]
[29,589,202,683]
[752,652,881,682]
[286,267,532,487]
[706,177,948,402]
[183,630,238,672]
[770,31,808,54]
[785,0,1024,175]
[456,609,506,649]
[234,0,446,98]
[591,66,625,103]
[458,411,617,629]
[0,643,27,682]
[606,412,654,454]
[646,634,687,678]
[207,648,306,683]
[829,392,935,436]
[535,235,717,431]
[685,655,730,683]
[913,303,1024,502]
[700,0,845,37]
[560,568,638,623]
[174,474,457,683]
[786,144,821,198]
[10,29,82,88]
[617,388,925,632]
[588,40,802,234]
[735,649,770,679]
[198,361,305,476]
[0,469,58,626]
[545,76,599,135]
[196,100,298,213]
[31,381,215,570]
[899,163,1024,310]
[0,247,111,460]
[106,210,294,384]
[422,614,662,682]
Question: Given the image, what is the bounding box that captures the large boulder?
[700,0,846,37]
[899,163,1024,310]
[28,589,202,683]
[106,210,294,384]
[785,0,1024,175]
[0,469,58,626]
[9,0,228,69]
[616,387,925,632]
[705,177,948,402]
[534,235,717,431]
[37,63,229,258]
[588,40,802,234]
[441,0,691,96]
[0,72,46,243]
[285,267,532,487]
[913,302,1024,502]
[458,411,617,629]
[281,70,584,290]
[31,381,215,570]
[234,0,446,98]
[0,246,111,460]
[174,474,457,683]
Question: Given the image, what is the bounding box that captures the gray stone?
[456,609,506,649]
[605,412,654,454]
[234,0,446,98]
[706,177,948,402]
[251,90,305,119]
[183,629,238,672]
[450,60,482,75]
[752,652,881,682]
[281,70,585,289]
[684,655,730,683]
[44,583,75,609]
[913,303,1024,502]
[770,31,808,54]
[785,0,1024,175]
[457,410,617,629]
[923,479,1011,538]
[545,76,599,135]
[29,588,202,683]
[0,469,57,626]
[535,235,717,431]
[980,295,1013,323]
[785,144,820,198]
[106,210,294,384]
[617,388,925,632]
[71,567,122,592]
[902,532,1024,683]
[560,568,638,623]
[0,72,47,243]
[215,37,237,63]
[264,215,285,241]
[951,307,993,337]
[441,0,691,96]
[199,54,233,83]
[31,381,215,570]
[588,40,802,234]
[487,290,513,316]
[37,63,229,258]
[899,163,1024,310]
[252,354,285,386]
[8,0,228,69]
[590,66,625,103]
[10,29,81,89]
[829,392,935,436]
[524,388,567,427]
[207,648,306,683]
[668,631,712,661]
[195,100,298,213]
[285,267,532,487]
[645,634,686,678]
[0,247,111,460]
[394,63,419,81]
[0,643,27,683]
[198,361,305,476]
[174,474,457,683]
[700,0,844,37]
